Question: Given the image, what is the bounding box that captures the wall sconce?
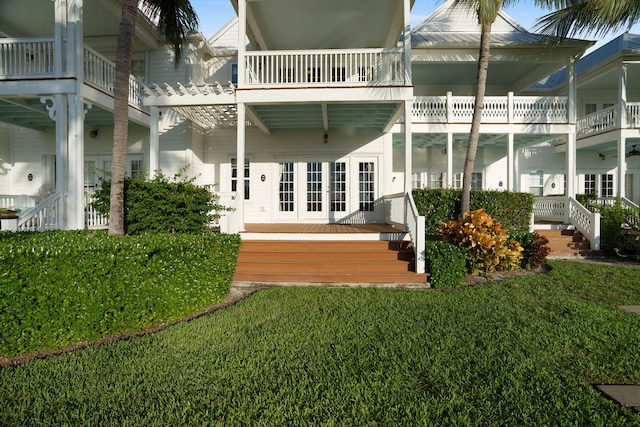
[89,129,98,139]
[260,174,266,182]
[441,148,447,155]
[599,153,606,160]
[323,133,328,144]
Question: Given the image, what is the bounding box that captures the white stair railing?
[18,192,63,232]
[383,192,425,274]
[533,196,600,250]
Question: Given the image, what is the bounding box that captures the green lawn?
[1,260,640,425]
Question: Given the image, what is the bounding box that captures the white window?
[429,172,444,189]
[231,157,250,200]
[601,174,614,197]
[584,174,596,195]
[452,172,482,190]
[231,63,238,84]
[529,170,544,196]
[412,173,423,189]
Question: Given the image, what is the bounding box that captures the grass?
[1,260,640,425]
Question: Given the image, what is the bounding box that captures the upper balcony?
[0,37,148,115]
[576,103,640,139]
[244,48,406,88]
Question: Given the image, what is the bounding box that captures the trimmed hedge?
[413,189,534,235]
[0,230,241,357]
[425,240,468,288]
[91,169,226,235]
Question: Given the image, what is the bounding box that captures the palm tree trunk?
[461,21,492,215]
[109,0,137,236]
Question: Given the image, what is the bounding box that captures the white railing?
[216,192,240,234]
[569,197,600,250]
[244,48,405,87]
[628,103,640,128]
[412,93,568,124]
[577,105,616,138]
[18,192,63,232]
[383,192,425,274]
[0,37,55,77]
[0,194,39,210]
[84,193,109,229]
[83,45,148,112]
[533,196,600,250]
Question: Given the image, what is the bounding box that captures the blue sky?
[190,0,640,51]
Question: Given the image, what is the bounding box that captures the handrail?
[568,197,600,250]
[533,196,600,250]
[383,192,425,274]
[83,45,149,112]
[412,93,568,124]
[0,37,55,77]
[18,192,63,232]
[577,105,616,138]
[244,48,405,87]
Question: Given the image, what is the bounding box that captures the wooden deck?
[243,223,405,234]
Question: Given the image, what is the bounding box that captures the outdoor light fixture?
[89,129,98,138]
[324,133,328,143]
[599,153,606,160]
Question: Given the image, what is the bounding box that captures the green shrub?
[439,209,523,275]
[0,231,241,357]
[413,189,534,235]
[511,231,551,269]
[598,202,640,257]
[425,240,468,288]
[91,168,226,235]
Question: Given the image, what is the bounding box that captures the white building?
[1,0,639,257]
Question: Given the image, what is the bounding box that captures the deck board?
[244,223,405,234]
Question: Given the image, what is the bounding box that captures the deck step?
[536,228,602,258]
[234,240,428,284]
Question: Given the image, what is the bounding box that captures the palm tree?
[535,0,640,38]
[109,0,198,235]
[458,0,519,215]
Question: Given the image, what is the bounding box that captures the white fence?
[215,192,240,234]
[18,192,63,232]
[83,46,148,112]
[533,196,600,250]
[0,37,55,77]
[84,193,109,229]
[413,93,568,124]
[245,48,405,87]
[383,192,425,274]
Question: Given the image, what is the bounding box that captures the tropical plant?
[439,208,523,274]
[535,0,640,39]
[110,0,199,236]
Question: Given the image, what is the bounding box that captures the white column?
[66,0,85,229]
[507,133,514,191]
[237,0,246,87]
[446,133,453,188]
[566,58,577,202]
[54,0,66,77]
[618,64,628,198]
[618,133,626,198]
[403,0,411,85]
[619,64,628,128]
[149,107,159,176]
[404,100,412,192]
[236,102,246,232]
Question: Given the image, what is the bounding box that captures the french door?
[274,158,377,222]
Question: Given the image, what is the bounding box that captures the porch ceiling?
[395,132,563,150]
[248,103,401,133]
[0,97,140,134]
[230,0,410,50]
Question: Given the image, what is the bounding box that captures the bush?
[0,231,241,357]
[598,202,640,257]
[425,240,468,288]
[91,168,226,235]
[413,189,534,235]
[439,209,523,275]
[511,231,551,269]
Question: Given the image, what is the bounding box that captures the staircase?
[536,226,601,258]
[233,239,429,285]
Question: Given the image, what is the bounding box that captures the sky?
[189,0,640,52]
